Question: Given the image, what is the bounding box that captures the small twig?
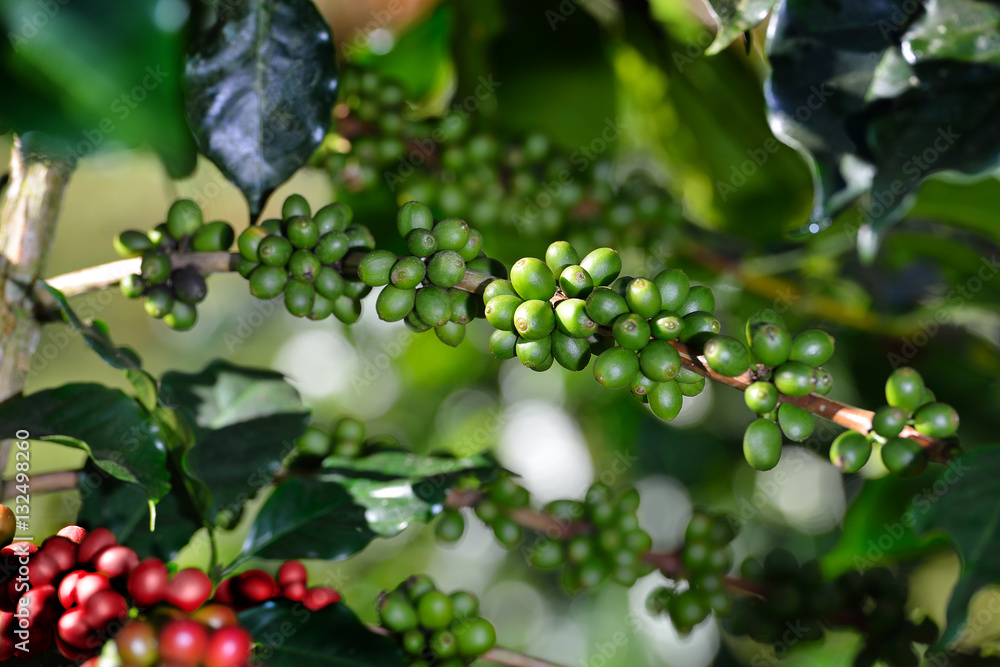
[45,252,235,298]
[1,470,77,498]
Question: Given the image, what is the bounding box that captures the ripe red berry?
[15,627,52,658]
[27,551,62,587]
[57,607,94,648]
[128,558,169,608]
[20,584,60,628]
[41,535,78,572]
[302,587,340,611]
[159,618,209,664]
[211,578,234,606]
[78,528,117,565]
[282,581,306,601]
[165,568,213,613]
[75,572,113,607]
[231,570,278,609]
[57,526,88,544]
[204,626,253,667]
[55,632,96,661]
[94,545,139,579]
[58,569,87,608]
[116,619,159,666]
[83,589,129,631]
[191,603,239,630]
[278,560,307,588]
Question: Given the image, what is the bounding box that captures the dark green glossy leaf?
[233,477,375,570]
[0,0,195,175]
[161,360,309,521]
[73,463,203,562]
[0,385,170,499]
[701,0,778,54]
[41,283,139,371]
[904,0,1000,66]
[127,369,159,412]
[184,0,339,217]
[915,446,1000,646]
[238,599,404,667]
[321,450,494,479]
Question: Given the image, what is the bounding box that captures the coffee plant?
[1,1,1000,666]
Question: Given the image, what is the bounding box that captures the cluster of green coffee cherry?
[114,199,234,330]
[292,416,404,460]
[323,67,683,240]
[726,552,936,667]
[376,576,497,667]
[356,202,504,347]
[828,366,958,477]
[235,194,376,323]
[646,510,737,634]
[740,308,835,470]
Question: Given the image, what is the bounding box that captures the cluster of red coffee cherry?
[0,523,339,665]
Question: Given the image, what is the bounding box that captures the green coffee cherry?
[402,629,425,655]
[653,268,690,312]
[580,247,622,287]
[282,194,311,219]
[484,294,522,331]
[436,321,466,347]
[745,308,786,346]
[639,340,681,382]
[286,216,320,249]
[676,367,702,384]
[397,201,435,236]
[143,286,174,319]
[390,256,426,289]
[585,287,629,326]
[919,388,936,407]
[790,329,835,367]
[314,202,351,234]
[455,617,496,657]
[296,426,331,457]
[750,324,792,367]
[120,274,145,299]
[872,405,906,438]
[678,286,715,316]
[172,269,207,305]
[344,223,376,250]
[258,235,293,267]
[406,228,438,258]
[773,361,817,397]
[239,226,269,262]
[529,539,566,569]
[343,278,372,300]
[613,313,651,350]
[416,286,453,327]
[551,331,592,371]
[545,241,580,275]
[429,631,458,659]
[236,257,259,279]
[435,509,466,543]
[249,265,287,299]
[678,311,721,344]
[516,337,553,370]
[744,418,783,471]
[554,298,598,338]
[288,250,321,282]
[594,348,640,389]
[467,256,507,279]
[450,289,476,324]
[405,311,432,332]
[332,295,362,323]
[881,437,928,477]
[630,372,656,403]
[885,367,926,414]
[379,592,419,632]
[608,275,633,298]
[427,250,466,288]
[510,257,556,300]
[167,199,202,239]
[829,431,871,473]
[704,335,750,377]
[745,381,779,414]
[814,368,833,395]
[315,266,345,300]
[649,380,683,421]
[669,589,710,633]
[163,301,197,330]
[376,286,416,322]
[315,231,349,264]
[191,221,235,251]
[650,311,684,340]
[625,278,662,319]
[358,249,396,286]
[492,516,523,547]
[913,403,959,438]
[489,330,518,359]
[141,251,171,284]
[559,264,595,299]
[483,279,518,303]
[577,557,611,589]
[148,222,173,247]
[284,280,315,317]
[450,591,479,619]
[309,293,335,320]
[459,229,484,262]
[260,218,283,237]
[113,230,153,257]
[433,218,470,251]
[777,403,814,442]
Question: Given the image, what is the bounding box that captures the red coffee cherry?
[20,584,60,628]
[159,618,209,664]
[28,550,63,587]
[57,526,88,544]
[94,546,139,579]
[15,627,52,658]
[231,570,278,609]
[78,528,118,565]
[302,586,340,611]
[0,541,37,560]
[57,607,94,648]
[58,569,88,608]
[128,558,169,608]
[191,603,239,630]
[204,626,253,667]
[165,568,213,613]
[83,589,129,631]
[56,632,97,661]
[116,619,159,666]
[75,572,113,607]
[211,578,233,606]
[1,612,15,661]
[282,581,306,602]
[278,560,307,588]
[42,535,79,570]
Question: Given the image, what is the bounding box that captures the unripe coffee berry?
[427,250,466,287]
[579,248,622,287]
[829,431,871,473]
[593,348,640,389]
[653,268,690,311]
[744,418,782,471]
[510,257,556,300]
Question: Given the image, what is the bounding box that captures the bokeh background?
[4,0,1000,665]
